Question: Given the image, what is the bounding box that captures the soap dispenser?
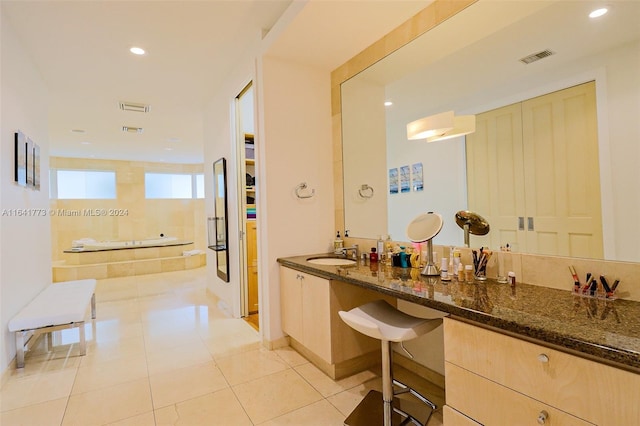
[334,231,343,254]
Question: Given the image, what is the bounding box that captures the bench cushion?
[8,279,96,332]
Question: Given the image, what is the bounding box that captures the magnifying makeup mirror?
[455,210,490,247]
[407,212,444,276]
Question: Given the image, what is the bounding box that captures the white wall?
[341,77,388,238]
[257,55,334,342]
[202,56,253,319]
[0,10,52,374]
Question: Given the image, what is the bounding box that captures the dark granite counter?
[278,254,640,373]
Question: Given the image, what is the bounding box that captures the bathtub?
[73,236,180,250]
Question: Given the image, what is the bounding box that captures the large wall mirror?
[210,157,230,282]
[341,0,639,262]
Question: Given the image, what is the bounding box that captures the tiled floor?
[0,268,444,425]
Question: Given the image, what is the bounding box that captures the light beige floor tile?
[273,346,310,367]
[258,399,345,425]
[216,347,289,386]
[0,369,77,412]
[145,340,213,375]
[325,378,380,416]
[0,397,67,426]
[233,369,323,424]
[62,378,153,425]
[204,332,262,359]
[8,349,81,380]
[295,363,378,397]
[105,411,156,426]
[91,319,144,343]
[143,330,204,354]
[149,361,229,408]
[72,354,148,394]
[80,335,147,367]
[154,388,252,426]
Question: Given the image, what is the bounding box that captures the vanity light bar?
[519,49,555,65]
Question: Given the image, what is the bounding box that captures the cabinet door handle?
[528,217,535,231]
[537,410,549,425]
[518,217,525,231]
[537,353,549,363]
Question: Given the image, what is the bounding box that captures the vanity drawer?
[446,363,594,425]
[443,318,640,425]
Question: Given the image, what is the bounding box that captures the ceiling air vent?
[519,49,555,65]
[122,126,143,134]
[118,101,150,113]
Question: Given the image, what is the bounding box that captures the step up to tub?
[53,241,206,281]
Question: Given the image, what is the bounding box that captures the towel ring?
[295,182,315,199]
[358,184,374,199]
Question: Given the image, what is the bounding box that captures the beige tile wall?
[50,157,205,261]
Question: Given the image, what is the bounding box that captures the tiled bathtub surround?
[49,157,206,263]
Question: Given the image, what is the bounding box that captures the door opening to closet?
[235,82,259,330]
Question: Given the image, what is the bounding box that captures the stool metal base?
[344,390,433,426]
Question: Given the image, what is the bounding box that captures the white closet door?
[467,103,526,251]
[521,81,603,258]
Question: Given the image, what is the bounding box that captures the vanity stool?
[339,300,443,426]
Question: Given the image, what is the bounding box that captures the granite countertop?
[278,254,640,373]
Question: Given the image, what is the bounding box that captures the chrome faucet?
[342,244,359,260]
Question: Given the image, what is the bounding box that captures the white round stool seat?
[339,300,442,342]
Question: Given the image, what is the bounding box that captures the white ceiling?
[2,0,431,164]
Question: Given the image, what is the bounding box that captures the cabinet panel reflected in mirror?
[209,157,229,282]
[340,0,640,262]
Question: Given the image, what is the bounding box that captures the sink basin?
[306,256,356,266]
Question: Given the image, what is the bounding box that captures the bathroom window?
[51,170,116,199]
[145,173,204,199]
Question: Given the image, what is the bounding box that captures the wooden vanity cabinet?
[280,266,395,379]
[443,318,640,426]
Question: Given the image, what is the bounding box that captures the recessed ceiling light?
[71,129,85,133]
[122,126,143,133]
[80,141,91,145]
[130,47,146,55]
[589,8,608,18]
[164,147,174,151]
[384,101,393,107]
[167,137,181,143]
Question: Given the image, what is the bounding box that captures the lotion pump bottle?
[334,231,343,254]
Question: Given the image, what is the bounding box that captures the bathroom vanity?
[277,255,640,425]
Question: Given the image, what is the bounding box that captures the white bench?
[8,279,96,368]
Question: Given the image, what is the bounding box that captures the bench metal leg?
[78,322,86,356]
[15,332,25,368]
[45,332,53,352]
[91,293,96,319]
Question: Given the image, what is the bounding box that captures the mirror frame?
[210,157,230,282]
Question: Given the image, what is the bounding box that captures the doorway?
[235,82,259,330]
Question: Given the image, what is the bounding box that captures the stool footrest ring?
[393,379,437,411]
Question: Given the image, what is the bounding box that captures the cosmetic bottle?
[458,263,465,281]
[508,271,516,288]
[333,231,343,254]
[399,247,409,268]
[441,257,451,281]
[465,265,474,282]
[370,248,378,263]
[377,236,385,259]
[453,249,461,276]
